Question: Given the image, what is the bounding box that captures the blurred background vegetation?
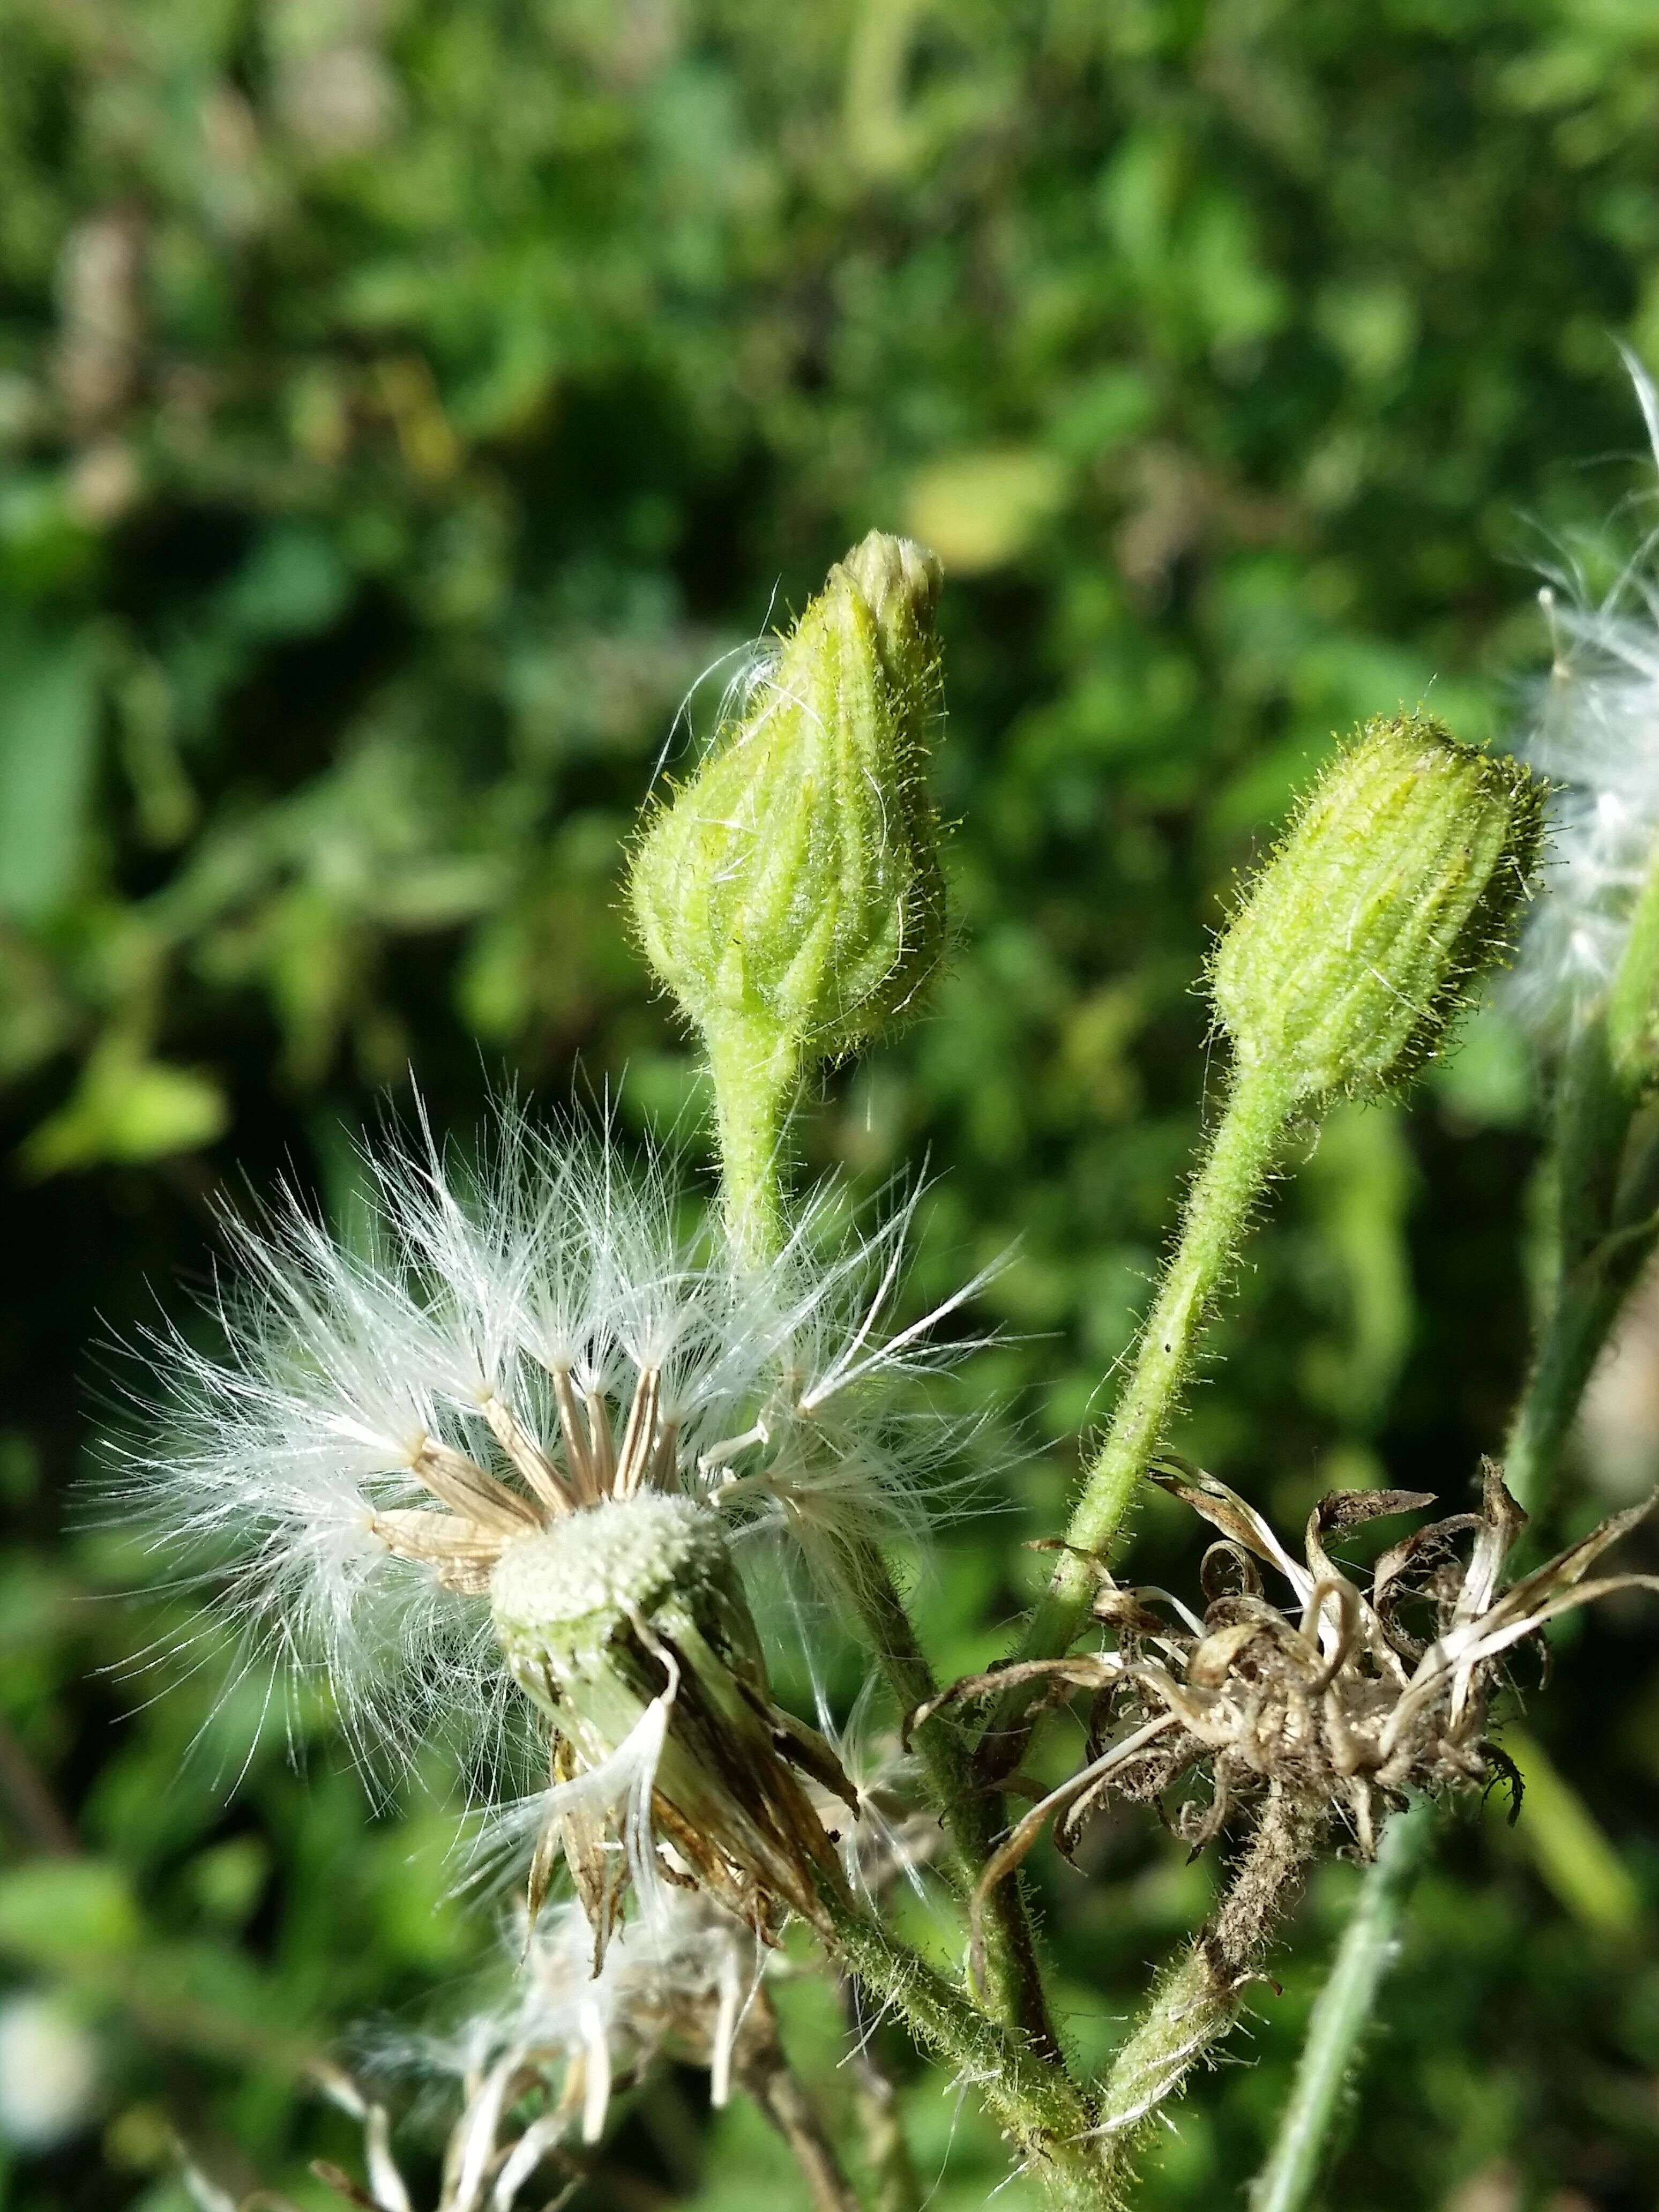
[5,1,1659,2206]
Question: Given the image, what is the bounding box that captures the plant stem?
[1504,1262,1634,1513]
[1249,1798,1434,2212]
[849,1546,1061,2059]
[703,1032,1062,2056]
[1504,1013,1659,1512]
[1093,1788,1320,2188]
[739,1988,866,2212]
[707,1017,799,1271]
[988,1068,1288,1747]
[825,1895,1112,2207]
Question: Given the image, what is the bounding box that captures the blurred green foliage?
[4,1,1659,2206]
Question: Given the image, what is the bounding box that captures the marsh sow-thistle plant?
[130,525,1659,2212]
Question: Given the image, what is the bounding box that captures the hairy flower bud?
[631,534,946,1060]
[492,1495,850,1937]
[1211,714,1544,1109]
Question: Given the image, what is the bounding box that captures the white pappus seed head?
[366,1887,768,2202]
[1509,353,1659,1044]
[114,1097,992,1933]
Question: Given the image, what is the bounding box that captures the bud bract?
[629,532,947,1070]
[1211,714,1544,1108]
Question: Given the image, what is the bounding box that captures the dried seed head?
[628,531,948,1073]
[492,1496,850,1939]
[1212,714,1545,1108]
[932,1457,1658,1974]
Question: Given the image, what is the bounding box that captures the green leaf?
[0,622,102,923]
[0,1859,142,1966]
[23,1038,228,1174]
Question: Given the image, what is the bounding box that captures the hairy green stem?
[988,1068,1288,1748]
[849,1546,1061,2059]
[825,1895,1111,2206]
[1249,1799,1434,2212]
[1094,1789,1321,2189]
[1504,1262,1635,1513]
[1505,1015,1659,1512]
[707,1018,799,1270]
[706,1038,1061,2056]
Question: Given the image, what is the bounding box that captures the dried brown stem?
[737,1989,863,2212]
[1095,1787,1324,2171]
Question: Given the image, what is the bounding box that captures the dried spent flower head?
[117,1101,990,1953]
[925,1458,1657,1982]
[1213,712,1543,1108]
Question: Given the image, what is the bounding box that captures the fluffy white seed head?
[114,1100,988,1793]
[1511,355,1659,1042]
[390,1889,766,2154]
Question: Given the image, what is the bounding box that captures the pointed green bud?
[1211,713,1545,1109]
[1606,848,1659,1093]
[631,531,947,1063]
[628,532,948,1258]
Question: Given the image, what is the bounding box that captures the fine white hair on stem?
[109,1094,995,1793]
[1509,349,1659,1042]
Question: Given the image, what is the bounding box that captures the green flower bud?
[630,531,947,1064]
[629,532,949,1259]
[1606,847,1659,1093]
[1211,714,1545,1109]
[491,1495,850,1934]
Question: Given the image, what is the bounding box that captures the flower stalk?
[995,1064,1288,1733]
[823,1892,1112,2206]
[1095,1787,1324,2178]
[707,1015,800,1268]
[989,715,1543,1750]
[1249,1798,1435,2212]
[849,1535,1061,2056]
[1506,1006,1659,1513]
